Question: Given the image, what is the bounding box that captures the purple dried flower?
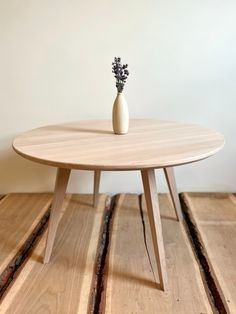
[112,57,130,93]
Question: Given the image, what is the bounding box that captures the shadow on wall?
[0,147,55,193]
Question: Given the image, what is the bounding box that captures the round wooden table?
[13,119,224,291]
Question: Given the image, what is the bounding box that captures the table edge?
[12,141,225,171]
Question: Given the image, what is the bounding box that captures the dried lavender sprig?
[112,57,129,93]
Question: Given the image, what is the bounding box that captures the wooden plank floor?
[0,192,235,313]
[0,194,108,314]
[0,193,52,295]
[181,193,236,314]
[103,194,212,314]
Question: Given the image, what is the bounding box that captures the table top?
[13,119,224,171]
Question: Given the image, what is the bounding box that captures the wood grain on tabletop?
[13,119,224,170]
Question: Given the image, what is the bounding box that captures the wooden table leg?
[44,168,71,264]
[141,169,168,291]
[163,167,183,221]
[93,170,101,207]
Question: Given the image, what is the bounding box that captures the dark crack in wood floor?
[0,206,51,299]
[0,193,231,313]
[89,195,117,314]
[180,193,227,314]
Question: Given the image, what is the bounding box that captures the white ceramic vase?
[112,93,129,135]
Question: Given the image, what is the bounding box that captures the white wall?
[0,0,235,194]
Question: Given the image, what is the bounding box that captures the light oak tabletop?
[13,119,224,171]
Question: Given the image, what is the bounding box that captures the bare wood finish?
[182,193,236,313]
[3,193,235,313]
[93,170,101,207]
[104,194,212,313]
[44,168,71,263]
[12,119,224,295]
[0,193,52,275]
[13,119,224,171]
[163,167,183,221]
[0,194,108,313]
[141,169,168,291]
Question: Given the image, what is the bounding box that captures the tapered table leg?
[93,170,101,207]
[44,168,71,263]
[163,167,183,221]
[141,169,168,291]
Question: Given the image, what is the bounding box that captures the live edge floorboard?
[0,193,235,314]
[180,193,236,314]
[103,194,212,314]
[0,194,108,314]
